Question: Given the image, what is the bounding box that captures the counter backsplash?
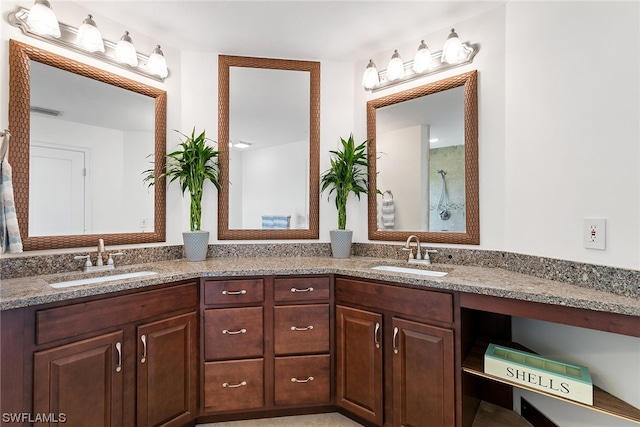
[1,243,638,299]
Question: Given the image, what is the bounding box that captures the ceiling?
[83,1,506,62]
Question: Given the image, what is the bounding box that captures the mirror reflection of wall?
[375,86,465,233]
[29,61,155,236]
[228,66,310,230]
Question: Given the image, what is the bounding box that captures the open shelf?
[462,340,640,424]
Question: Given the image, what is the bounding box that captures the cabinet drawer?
[36,282,198,345]
[274,355,331,406]
[204,307,263,360]
[335,277,453,324]
[203,279,264,305]
[274,277,330,302]
[274,304,329,355]
[203,359,264,413]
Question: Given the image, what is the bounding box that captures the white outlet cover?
[583,217,606,250]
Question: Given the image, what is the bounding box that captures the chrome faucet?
[403,235,422,260]
[96,238,105,266]
[74,239,123,272]
[403,234,438,265]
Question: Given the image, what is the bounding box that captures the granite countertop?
[1,256,639,316]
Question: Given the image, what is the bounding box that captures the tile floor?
[197,413,364,426]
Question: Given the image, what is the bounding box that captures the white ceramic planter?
[182,230,209,261]
[330,229,353,258]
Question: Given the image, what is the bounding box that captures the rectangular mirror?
[218,55,320,240]
[9,40,167,251]
[367,71,479,244]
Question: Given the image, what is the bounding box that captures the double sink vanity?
[1,252,638,427]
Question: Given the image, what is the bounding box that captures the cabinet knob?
[115,341,122,372]
[291,376,314,383]
[374,322,381,349]
[393,327,399,354]
[290,287,314,293]
[222,289,247,295]
[290,325,314,331]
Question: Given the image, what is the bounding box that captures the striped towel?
[0,158,23,253]
[381,191,395,228]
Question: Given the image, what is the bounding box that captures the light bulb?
[76,15,104,53]
[147,45,168,78]
[442,28,464,64]
[27,0,60,38]
[362,59,380,89]
[412,40,432,73]
[387,50,404,81]
[115,31,138,67]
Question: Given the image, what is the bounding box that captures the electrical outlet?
[583,217,606,250]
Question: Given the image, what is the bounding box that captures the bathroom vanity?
[1,256,638,427]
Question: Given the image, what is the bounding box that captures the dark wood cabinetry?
[200,275,333,419]
[33,330,124,427]
[335,277,455,427]
[13,282,198,427]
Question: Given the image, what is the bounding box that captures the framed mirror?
[367,70,479,244]
[8,40,167,251]
[218,55,320,239]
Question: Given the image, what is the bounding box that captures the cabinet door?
[392,317,454,427]
[33,330,124,427]
[137,312,197,427]
[336,305,383,425]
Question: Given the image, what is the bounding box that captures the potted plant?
[320,134,371,258]
[144,128,220,261]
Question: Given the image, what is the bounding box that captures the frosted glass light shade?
[412,40,432,73]
[147,45,168,78]
[76,15,104,53]
[27,0,60,38]
[441,28,464,64]
[115,31,138,67]
[387,50,404,81]
[362,59,380,89]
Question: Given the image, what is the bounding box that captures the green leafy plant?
[320,134,371,230]
[144,128,220,231]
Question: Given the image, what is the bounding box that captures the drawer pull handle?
[290,287,314,293]
[291,376,314,383]
[222,289,247,295]
[115,341,122,373]
[290,325,314,331]
[374,322,380,349]
[393,326,399,354]
[222,328,247,335]
[223,381,247,388]
[140,334,147,363]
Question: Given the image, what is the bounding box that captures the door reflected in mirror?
[29,61,156,236]
[368,71,479,245]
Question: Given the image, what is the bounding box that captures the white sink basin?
[371,265,448,277]
[50,271,159,288]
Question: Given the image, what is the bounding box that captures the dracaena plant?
[144,128,220,231]
[320,134,371,230]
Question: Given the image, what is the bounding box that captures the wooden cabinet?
[27,282,198,427]
[33,330,124,427]
[136,312,198,427]
[336,305,383,425]
[335,277,455,427]
[200,275,332,418]
[392,317,454,427]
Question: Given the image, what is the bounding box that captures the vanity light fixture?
[441,28,464,64]
[76,14,104,53]
[7,5,169,82]
[362,27,479,92]
[386,50,405,81]
[147,45,168,78]
[412,40,432,73]
[362,59,380,90]
[115,31,138,67]
[26,0,60,38]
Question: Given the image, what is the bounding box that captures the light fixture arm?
[366,41,479,92]
[8,6,168,82]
